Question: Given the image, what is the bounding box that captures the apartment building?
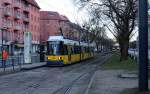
[40,11,91,43]
[0,0,40,54]
[40,11,69,43]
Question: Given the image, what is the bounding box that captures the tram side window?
[81,47,84,53]
[74,46,77,54]
[85,47,87,53]
[87,47,90,53]
[67,46,71,54]
[86,47,90,53]
[84,47,87,53]
[80,46,83,53]
[71,47,74,54]
[74,46,80,54]
[63,45,68,55]
[59,42,64,55]
[78,46,81,54]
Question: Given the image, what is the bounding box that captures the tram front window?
[48,41,64,55]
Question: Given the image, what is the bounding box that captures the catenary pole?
[139,0,148,91]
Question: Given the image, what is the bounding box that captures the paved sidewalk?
[0,62,46,75]
[87,70,143,94]
[21,62,46,70]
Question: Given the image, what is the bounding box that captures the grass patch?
[102,54,138,71]
[120,88,150,94]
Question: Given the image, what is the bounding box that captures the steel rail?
[52,53,112,94]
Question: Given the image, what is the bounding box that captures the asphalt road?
[0,54,111,94]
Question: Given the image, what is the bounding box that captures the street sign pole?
[139,0,148,91]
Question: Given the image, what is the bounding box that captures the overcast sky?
[35,0,121,40]
[35,0,138,41]
[35,0,88,24]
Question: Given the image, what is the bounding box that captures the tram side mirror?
[36,50,40,54]
[42,51,46,54]
[36,50,46,54]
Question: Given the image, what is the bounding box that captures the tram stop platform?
[21,62,46,70]
[0,62,46,75]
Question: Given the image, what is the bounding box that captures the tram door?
[68,46,71,63]
[81,47,84,60]
[78,46,82,61]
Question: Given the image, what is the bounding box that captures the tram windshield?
[47,41,64,55]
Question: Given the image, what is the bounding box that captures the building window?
[31,14,33,20]
[34,16,36,22]
[31,25,33,31]
[34,7,36,12]
[24,0,29,8]
[32,6,34,11]
[34,25,35,31]
[14,0,20,4]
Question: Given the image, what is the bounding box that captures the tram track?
[0,53,111,94]
[63,69,96,94]
[52,53,112,94]
[0,52,112,94]
[54,54,101,72]
[58,53,109,73]
[23,53,111,94]
[8,56,101,94]
[16,57,100,94]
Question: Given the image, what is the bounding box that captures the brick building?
[40,11,81,43]
[0,0,40,54]
[40,11,69,44]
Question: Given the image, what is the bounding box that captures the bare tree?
[82,20,113,52]
[75,0,137,61]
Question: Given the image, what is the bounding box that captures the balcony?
[14,31,19,42]
[23,1,30,12]
[23,24,29,32]
[24,28,29,32]
[3,8,12,17]
[23,6,29,12]
[3,0,12,5]
[14,2,21,9]
[14,13,21,20]
[3,23,12,29]
[14,25,21,31]
[23,17,29,23]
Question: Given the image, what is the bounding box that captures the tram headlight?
[59,57,63,60]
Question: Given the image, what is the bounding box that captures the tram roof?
[47,36,95,47]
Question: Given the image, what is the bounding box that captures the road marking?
[84,71,96,94]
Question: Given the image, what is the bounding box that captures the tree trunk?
[96,42,99,52]
[119,39,129,61]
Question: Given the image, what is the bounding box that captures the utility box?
[24,32,32,64]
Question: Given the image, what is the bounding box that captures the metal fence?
[0,54,40,68]
[31,54,40,63]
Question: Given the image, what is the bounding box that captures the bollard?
[19,55,21,70]
[12,57,15,71]
[3,60,6,72]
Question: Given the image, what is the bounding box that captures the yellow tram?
[46,36,95,66]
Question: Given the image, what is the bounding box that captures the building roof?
[40,11,60,20]
[40,11,69,21]
[60,15,69,21]
[26,0,40,9]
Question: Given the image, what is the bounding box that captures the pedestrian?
[2,49,8,71]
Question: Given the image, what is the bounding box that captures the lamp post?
[139,0,148,91]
